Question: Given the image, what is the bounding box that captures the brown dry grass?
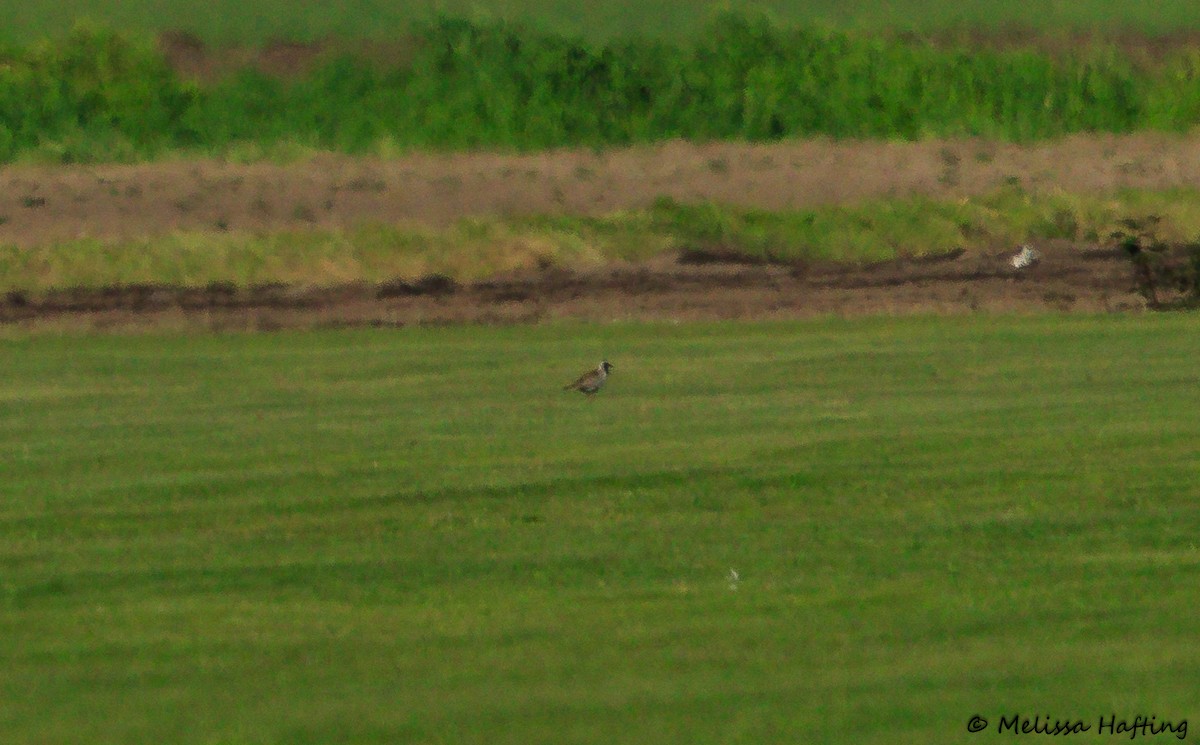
[4,134,1200,248]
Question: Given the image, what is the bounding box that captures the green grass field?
[3,0,1199,43]
[2,315,1198,743]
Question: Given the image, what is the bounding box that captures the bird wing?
[564,369,597,391]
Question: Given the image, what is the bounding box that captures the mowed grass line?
[2,315,1199,744]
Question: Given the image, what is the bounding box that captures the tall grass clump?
[0,24,199,161]
[4,15,1200,162]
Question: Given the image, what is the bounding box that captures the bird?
[563,360,613,396]
[1010,244,1041,269]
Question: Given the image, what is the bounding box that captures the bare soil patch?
[156,31,418,82]
[0,241,1141,332]
[3,134,1194,329]
[7,134,1200,248]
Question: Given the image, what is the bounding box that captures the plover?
[563,360,613,395]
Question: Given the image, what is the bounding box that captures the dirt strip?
[0,242,1142,331]
[2,134,1187,328]
[3,134,1200,248]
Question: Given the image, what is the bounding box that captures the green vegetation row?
[5,17,1200,162]
[4,318,1199,742]
[4,0,1200,45]
[3,185,1197,292]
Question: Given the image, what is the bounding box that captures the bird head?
[601,360,613,373]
